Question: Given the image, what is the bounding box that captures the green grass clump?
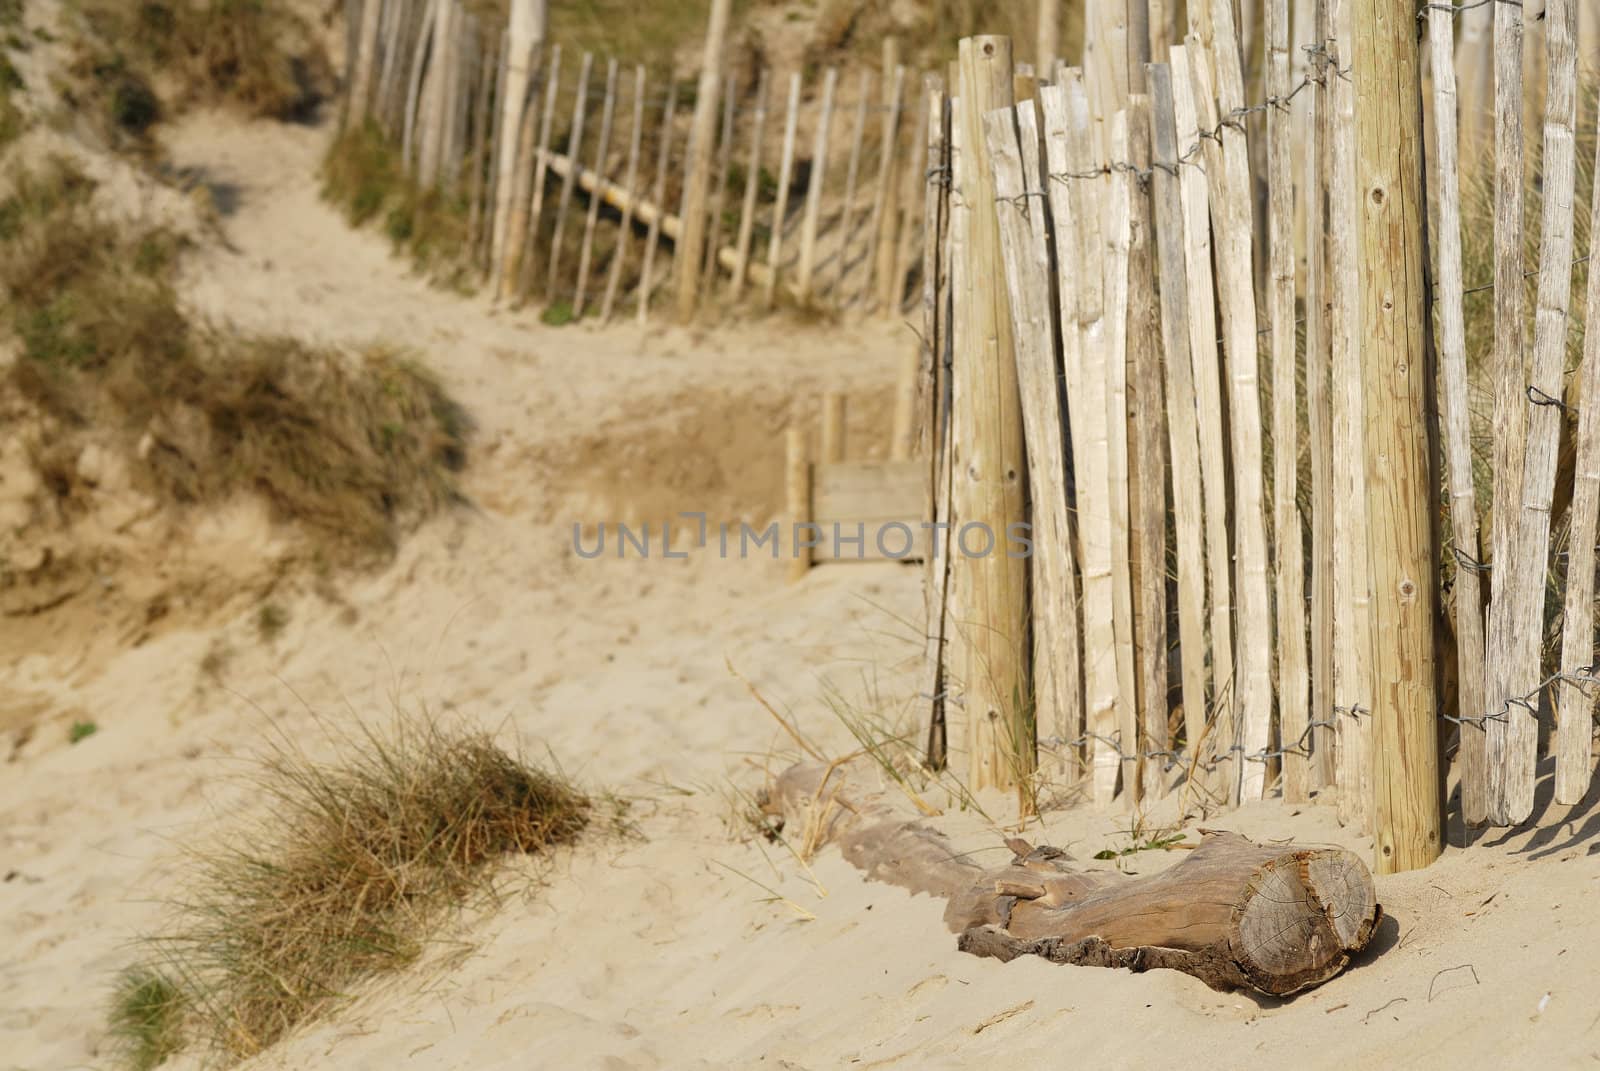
[69,719,98,743]
[0,158,472,562]
[115,717,594,1063]
[107,967,187,1071]
[322,120,479,290]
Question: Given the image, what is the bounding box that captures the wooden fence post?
[865,53,905,311]
[701,74,739,299]
[1483,0,1533,826]
[545,51,594,301]
[953,35,1030,795]
[674,0,733,322]
[1354,0,1443,872]
[491,0,544,298]
[349,0,386,123]
[833,70,874,299]
[515,43,561,297]
[820,392,847,463]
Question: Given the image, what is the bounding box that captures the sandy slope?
[6,114,1600,1071]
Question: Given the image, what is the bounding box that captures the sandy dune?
[6,113,1600,1071]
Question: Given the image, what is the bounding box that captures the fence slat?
[985,98,1083,795]
[1147,61,1209,790]
[573,57,619,318]
[545,51,594,301]
[1557,114,1600,802]
[1494,0,1579,820]
[468,29,501,272]
[1483,0,1532,826]
[889,84,931,317]
[700,73,739,299]
[1125,95,1168,803]
[1045,73,1119,803]
[1325,0,1373,831]
[492,1,541,296]
[637,80,681,325]
[674,0,733,321]
[763,73,803,308]
[796,67,839,304]
[515,43,562,297]
[832,71,873,299]
[1103,109,1140,806]
[1303,22,1336,794]
[1427,1,1488,820]
[864,64,906,309]
[601,65,648,322]
[1266,0,1308,803]
[729,70,770,300]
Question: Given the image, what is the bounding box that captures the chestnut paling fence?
[341,0,930,323]
[917,0,1600,875]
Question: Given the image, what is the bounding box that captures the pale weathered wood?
[920,77,955,770]
[863,63,906,309]
[786,427,812,583]
[769,761,1379,998]
[466,28,499,271]
[401,0,439,174]
[1147,61,1209,776]
[440,11,473,192]
[572,57,619,318]
[600,65,648,322]
[953,831,1378,996]
[985,98,1083,799]
[349,0,386,124]
[764,73,803,308]
[674,0,733,322]
[1324,0,1373,831]
[1303,13,1336,794]
[728,69,770,301]
[637,80,680,325]
[1427,2,1488,822]
[492,0,544,298]
[700,74,739,299]
[514,44,562,297]
[889,85,931,316]
[1488,0,1577,823]
[1104,110,1141,805]
[954,37,1030,794]
[1043,74,1119,802]
[831,70,874,300]
[1354,0,1443,872]
[375,0,412,133]
[1124,96,1168,802]
[1170,45,1234,805]
[796,67,840,304]
[544,51,594,300]
[1267,0,1309,803]
[415,0,456,185]
[1556,126,1600,802]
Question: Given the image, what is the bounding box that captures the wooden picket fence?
[340,0,931,322]
[918,0,1600,874]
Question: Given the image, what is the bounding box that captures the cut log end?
[1228,848,1381,995]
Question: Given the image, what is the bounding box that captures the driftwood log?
[767,762,1380,997]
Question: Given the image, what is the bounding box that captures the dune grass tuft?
[67,0,331,134]
[107,967,188,1071]
[0,157,471,562]
[116,716,595,1064]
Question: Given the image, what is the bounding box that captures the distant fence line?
[341,0,930,323]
